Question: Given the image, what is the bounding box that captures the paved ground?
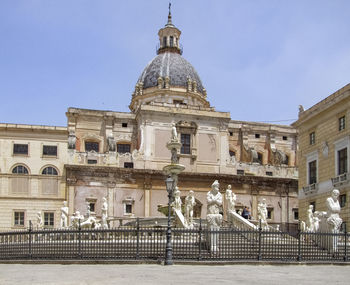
[0,263,349,284]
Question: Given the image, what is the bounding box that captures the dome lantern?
[157,4,182,55]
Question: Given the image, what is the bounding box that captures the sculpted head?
[227,185,232,190]
[189,190,194,197]
[211,180,220,193]
[102,197,107,202]
[63,201,67,207]
[332,189,340,200]
[309,204,313,211]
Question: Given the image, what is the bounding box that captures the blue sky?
[1,0,350,126]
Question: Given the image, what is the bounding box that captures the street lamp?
[165,175,175,265]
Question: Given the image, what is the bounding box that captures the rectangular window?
[14,211,24,226]
[117,144,131,154]
[266,171,273,176]
[89,202,95,213]
[310,201,316,211]
[267,208,273,220]
[87,159,97,164]
[85,142,99,152]
[339,116,346,131]
[255,134,260,139]
[338,148,348,175]
[309,132,315,145]
[13,144,28,155]
[43,145,57,156]
[293,208,299,220]
[283,136,288,141]
[229,132,233,136]
[125,204,132,214]
[237,169,245,175]
[180,134,191,154]
[44,212,54,227]
[124,162,134,168]
[122,123,128,128]
[340,194,346,208]
[308,160,317,184]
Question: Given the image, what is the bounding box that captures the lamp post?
[165,175,175,265]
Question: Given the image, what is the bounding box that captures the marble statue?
[101,197,109,229]
[317,189,343,251]
[257,198,268,230]
[326,189,343,233]
[171,123,178,142]
[107,133,116,152]
[60,201,69,228]
[207,180,223,253]
[171,187,182,212]
[86,202,91,218]
[185,190,196,226]
[225,185,236,225]
[36,211,43,229]
[138,125,145,153]
[306,205,314,232]
[68,131,76,150]
[70,211,84,228]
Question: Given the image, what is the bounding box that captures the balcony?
[302,183,318,195]
[331,173,349,187]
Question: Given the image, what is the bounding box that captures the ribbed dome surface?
[138,52,204,93]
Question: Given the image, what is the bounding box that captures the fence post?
[344,223,347,262]
[136,217,140,259]
[198,218,202,260]
[258,219,262,261]
[297,222,301,261]
[28,220,32,259]
[78,219,82,259]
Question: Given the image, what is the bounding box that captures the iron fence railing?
[0,219,348,262]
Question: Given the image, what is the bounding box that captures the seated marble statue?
[185,190,196,226]
[70,211,84,228]
[326,189,342,233]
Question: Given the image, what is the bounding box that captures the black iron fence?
[0,220,348,262]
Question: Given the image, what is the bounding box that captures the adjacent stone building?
[293,83,350,227]
[0,11,298,230]
[0,123,67,230]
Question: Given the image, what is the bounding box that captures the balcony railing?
[332,173,349,187]
[302,183,318,195]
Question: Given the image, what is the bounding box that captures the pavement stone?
[0,264,349,285]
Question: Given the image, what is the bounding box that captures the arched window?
[12,165,29,174]
[163,36,167,47]
[257,152,263,164]
[229,150,236,157]
[170,36,174,47]
[42,167,58,175]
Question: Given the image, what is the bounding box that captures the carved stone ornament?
[322,141,329,158]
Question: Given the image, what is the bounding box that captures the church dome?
[129,7,210,112]
[138,52,205,94]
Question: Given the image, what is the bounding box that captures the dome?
[137,52,205,94]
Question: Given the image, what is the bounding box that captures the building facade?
[0,11,298,230]
[0,123,67,230]
[294,83,350,227]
